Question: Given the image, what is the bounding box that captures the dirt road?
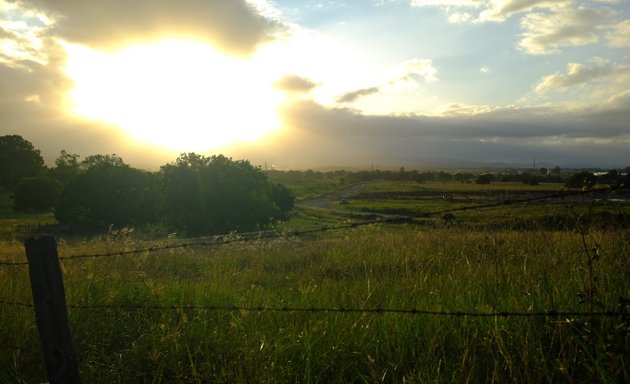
[297,183,367,210]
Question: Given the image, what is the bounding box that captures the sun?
[63,40,284,151]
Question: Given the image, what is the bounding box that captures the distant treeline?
[267,167,630,188]
[2,134,629,236]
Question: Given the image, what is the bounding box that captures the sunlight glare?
[64,40,284,151]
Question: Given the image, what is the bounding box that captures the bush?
[13,176,63,212]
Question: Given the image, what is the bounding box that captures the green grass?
[1,182,628,382]
[0,192,56,240]
[267,174,345,201]
[335,180,630,230]
[1,225,628,383]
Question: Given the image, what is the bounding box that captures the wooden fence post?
[25,236,81,384]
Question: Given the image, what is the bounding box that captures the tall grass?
[1,225,628,383]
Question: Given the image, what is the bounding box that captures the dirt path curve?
[297,183,367,210]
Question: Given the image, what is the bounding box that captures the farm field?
[0,180,629,383]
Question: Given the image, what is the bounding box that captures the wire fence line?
[0,299,627,318]
[0,184,622,268]
[0,184,627,319]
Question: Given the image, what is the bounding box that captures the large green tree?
[269,183,295,221]
[49,150,81,186]
[0,135,45,190]
[55,155,158,228]
[13,176,63,212]
[160,153,280,236]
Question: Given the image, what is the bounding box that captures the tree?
[13,176,63,212]
[49,150,81,186]
[565,171,597,189]
[269,183,295,221]
[55,156,158,228]
[160,153,281,236]
[476,174,494,185]
[0,135,45,190]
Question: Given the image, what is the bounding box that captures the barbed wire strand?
[0,299,626,318]
[0,184,622,268]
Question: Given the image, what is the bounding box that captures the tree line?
[1,135,295,236]
[267,166,630,188]
[1,135,628,235]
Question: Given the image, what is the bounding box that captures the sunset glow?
[65,40,284,151]
[1,0,629,168]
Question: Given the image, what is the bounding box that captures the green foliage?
[160,153,279,236]
[81,154,126,170]
[48,150,81,186]
[55,157,158,228]
[0,135,45,190]
[269,183,295,220]
[476,173,494,184]
[1,226,628,382]
[566,171,597,188]
[12,176,63,212]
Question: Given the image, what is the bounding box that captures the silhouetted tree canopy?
[13,176,63,212]
[0,135,45,190]
[55,156,158,228]
[269,183,295,221]
[81,154,126,170]
[476,174,493,185]
[160,153,282,236]
[565,171,597,189]
[49,150,81,186]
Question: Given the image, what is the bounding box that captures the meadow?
[0,179,628,383]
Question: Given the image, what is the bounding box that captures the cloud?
[519,5,610,54]
[273,75,318,93]
[237,97,630,168]
[0,27,14,39]
[534,57,630,105]
[478,0,572,22]
[333,58,437,106]
[410,0,571,23]
[337,87,380,103]
[15,0,284,55]
[392,58,438,82]
[410,1,482,7]
[534,57,630,94]
[606,19,630,47]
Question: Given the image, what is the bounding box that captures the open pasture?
[336,180,630,230]
[0,180,628,382]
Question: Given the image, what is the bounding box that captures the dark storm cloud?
[249,99,630,168]
[15,0,284,55]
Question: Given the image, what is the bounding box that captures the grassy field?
[0,182,629,383]
[0,192,55,240]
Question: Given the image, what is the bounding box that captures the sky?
[0,0,629,169]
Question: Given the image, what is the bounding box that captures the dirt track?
[297,183,367,210]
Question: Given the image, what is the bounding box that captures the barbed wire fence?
[0,185,628,382]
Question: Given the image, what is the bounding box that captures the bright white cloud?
[387,58,438,90]
[519,6,610,54]
[534,57,630,94]
[410,0,482,7]
[479,0,572,22]
[410,0,572,23]
[606,19,630,47]
[335,58,438,105]
[448,12,474,23]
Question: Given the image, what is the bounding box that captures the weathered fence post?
[25,236,81,384]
